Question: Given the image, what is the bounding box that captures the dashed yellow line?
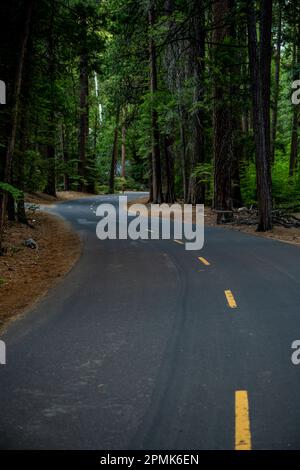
[225,290,237,308]
[235,391,251,450]
[173,239,184,245]
[198,257,210,266]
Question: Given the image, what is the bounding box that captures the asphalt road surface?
[1,192,300,450]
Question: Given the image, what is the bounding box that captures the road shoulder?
[0,210,82,333]
[127,196,300,247]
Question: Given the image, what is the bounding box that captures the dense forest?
[0,0,300,242]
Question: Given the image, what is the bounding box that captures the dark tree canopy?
[1,0,300,242]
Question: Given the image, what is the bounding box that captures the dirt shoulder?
[25,190,96,206]
[0,210,81,333]
[127,197,300,246]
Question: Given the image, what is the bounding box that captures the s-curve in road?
[1,192,300,450]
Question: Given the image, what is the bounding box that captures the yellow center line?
[173,239,184,245]
[235,390,252,450]
[225,290,237,308]
[198,257,210,266]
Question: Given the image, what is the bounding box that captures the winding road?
[0,192,300,450]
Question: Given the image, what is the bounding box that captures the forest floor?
[0,192,87,332]
[128,196,300,247]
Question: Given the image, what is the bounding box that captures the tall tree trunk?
[231,121,243,208]
[108,111,119,194]
[187,0,206,205]
[17,97,30,225]
[44,108,56,196]
[78,13,89,192]
[162,0,176,203]
[289,38,300,176]
[247,0,273,231]
[86,111,98,193]
[148,152,153,202]
[17,162,28,225]
[85,71,100,194]
[44,0,56,197]
[148,3,163,203]
[179,110,188,201]
[0,0,33,247]
[121,125,126,179]
[212,0,233,217]
[230,0,243,208]
[62,123,70,191]
[163,135,175,203]
[7,193,15,221]
[271,0,282,164]
[289,106,298,176]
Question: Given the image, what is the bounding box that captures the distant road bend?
[1,192,300,450]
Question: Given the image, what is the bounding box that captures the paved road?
[0,193,300,450]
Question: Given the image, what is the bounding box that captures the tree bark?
[0,0,33,246]
[230,0,243,208]
[247,0,273,231]
[271,0,282,164]
[78,12,89,192]
[44,0,56,197]
[163,135,175,203]
[148,3,163,203]
[212,0,233,217]
[121,125,126,179]
[108,111,119,194]
[289,36,300,176]
[289,106,298,176]
[7,193,15,221]
[187,0,206,205]
[179,110,188,202]
[17,99,30,225]
[44,108,56,196]
[62,123,70,191]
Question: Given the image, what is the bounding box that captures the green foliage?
[23,150,48,193]
[240,162,257,206]
[192,162,213,184]
[192,163,213,203]
[113,176,145,192]
[241,158,300,208]
[114,176,126,191]
[0,182,23,200]
[272,157,300,206]
[96,184,110,194]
